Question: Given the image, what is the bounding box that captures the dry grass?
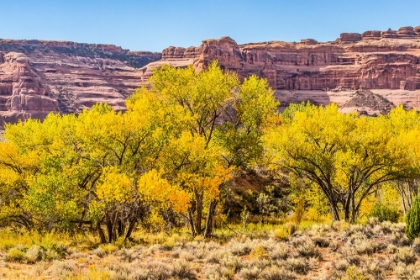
[0,221,419,279]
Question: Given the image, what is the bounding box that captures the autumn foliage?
[0,62,278,241]
[1,62,420,242]
[265,103,420,223]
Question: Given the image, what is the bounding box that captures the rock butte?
[1,25,420,124]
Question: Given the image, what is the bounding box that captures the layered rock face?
[0,39,161,123]
[146,26,420,113]
[0,52,58,123]
[2,25,420,123]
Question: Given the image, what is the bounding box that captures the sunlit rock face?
[146,26,420,114]
[0,39,161,124]
[2,25,420,123]
[0,52,58,124]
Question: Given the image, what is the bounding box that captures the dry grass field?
[0,219,419,279]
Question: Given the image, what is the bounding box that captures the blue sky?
[1,0,419,52]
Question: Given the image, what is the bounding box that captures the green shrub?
[5,247,27,262]
[406,195,420,240]
[249,245,269,260]
[343,266,368,280]
[368,203,400,223]
[273,227,289,241]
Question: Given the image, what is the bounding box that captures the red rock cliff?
[2,25,420,123]
[0,39,161,123]
[0,52,58,123]
[140,26,420,113]
[154,28,420,92]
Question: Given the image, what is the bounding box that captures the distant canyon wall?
[2,25,420,124]
[145,26,420,93]
[0,39,161,124]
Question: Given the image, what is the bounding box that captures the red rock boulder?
[397,26,417,36]
[340,33,362,42]
[362,30,381,39]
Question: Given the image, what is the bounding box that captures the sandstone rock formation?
[397,26,417,37]
[142,26,420,114]
[341,90,395,115]
[0,39,161,123]
[340,33,362,42]
[362,31,382,39]
[0,52,58,123]
[2,25,420,122]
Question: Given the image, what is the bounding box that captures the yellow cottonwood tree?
[0,97,180,242]
[383,106,420,213]
[148,62,278,236]
[158,132,231,236]
[265,103,419,222]
[0,61,281,241]
[215,75,280,169]
[71,100,178,242]
[0,114,87,230]
[148,62,238,236]
[0,142,38,229]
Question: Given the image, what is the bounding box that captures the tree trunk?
[401,195,407,216]
[118,220,124,236]
[188,208,196,237]
[204,200,217,238]
[351,192,358,223]
[111,213,118,242]
[106,215,113,243]
[324,191,340,221]
[97,222,107,244]
[344,193,351,222]
[319,184,341,221]
[125,220,136,241]
[195,193,203,235]
[344,192,357,223]
[329,200,340,221]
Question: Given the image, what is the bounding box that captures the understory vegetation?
[1,62,420,278]
[1,220,420,279]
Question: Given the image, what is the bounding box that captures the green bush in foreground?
[406,195,420,240]
[368,203,400,223]
[5,247,27,262]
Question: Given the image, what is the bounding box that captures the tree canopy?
[1,62,420,241]
[264,103,420,222]
[0,62,279,241]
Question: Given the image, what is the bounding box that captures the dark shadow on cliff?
[274,90,332,112]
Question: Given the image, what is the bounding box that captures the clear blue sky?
[1,0,419,52]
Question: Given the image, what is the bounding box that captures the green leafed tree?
[406,194,420,240]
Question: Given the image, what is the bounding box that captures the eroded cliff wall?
[141,26,420,113]
[2,25,420,124]
[152,26,420,92]
[0,40,161,124]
